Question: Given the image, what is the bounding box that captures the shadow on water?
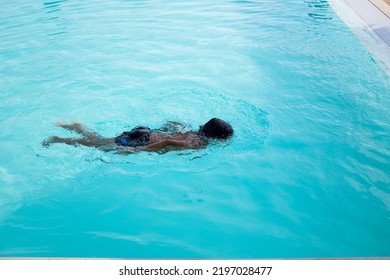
[43,0,67,13]
[305,0,333,20]
[41,0,68,37]
[232,0,258,4]
[304,0,333,35]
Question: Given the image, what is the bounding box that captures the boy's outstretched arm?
[114,147,136,155]
[115,140,189,154]
[137,140,187,151]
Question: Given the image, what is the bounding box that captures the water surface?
[0,0,389,258]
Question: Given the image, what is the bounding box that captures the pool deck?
[342,0,390,47]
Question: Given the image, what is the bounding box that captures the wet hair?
[199,118,233,140]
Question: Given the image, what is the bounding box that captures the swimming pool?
[0,0,389,258]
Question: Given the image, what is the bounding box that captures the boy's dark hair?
[199,118,233,139]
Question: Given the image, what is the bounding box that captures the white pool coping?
[329,0,390,72]
[344,0,390,45]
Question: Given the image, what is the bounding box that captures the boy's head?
[199,118,233,139]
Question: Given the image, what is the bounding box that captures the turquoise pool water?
[0,0,389,258]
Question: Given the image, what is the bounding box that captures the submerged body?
[44,118,233,154]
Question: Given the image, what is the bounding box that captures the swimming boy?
[43,118,233,153]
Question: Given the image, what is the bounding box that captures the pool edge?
[341,0,390,47]
[329,0,390,73]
